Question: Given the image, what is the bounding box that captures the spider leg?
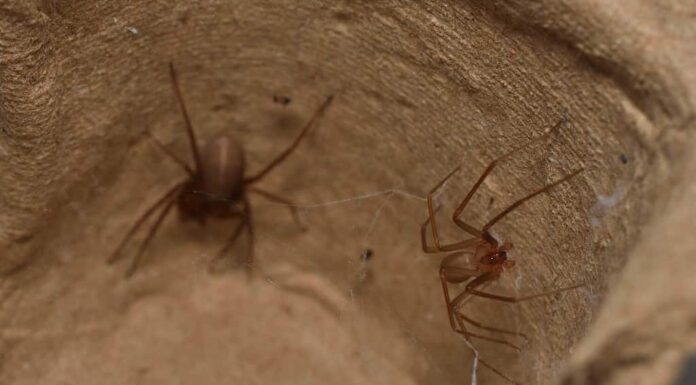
[450,286,522,350]
[456,313,529,342]
[451,118,565,237]
[213,199,255,275]
[248,187,305,230]
[454,312,521,385]
[448,273,528,344]
[467,282,585,303]
[439,255,480,330]
[453,326,521,351]
[462,270,585,303]
[420,203,483,253]
[243,197,255,277]
[444,272,522,382]
[483,168,584,231]
[214,218,247,263]
[108,182,185,265]
[245,95,334,184]
[440,251,478,282]
[145,131,194,177]
[440,255,523,347]
[124,196,178,278]
[169,62,202,171]
[449,272,496,310]
[426,166,469,250]
[477,356,520,385]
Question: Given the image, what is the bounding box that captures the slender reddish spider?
[421,119,584,384]
[108,63,333,277]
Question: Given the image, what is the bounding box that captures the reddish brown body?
[108,63,333,277]
[473,240,515,274]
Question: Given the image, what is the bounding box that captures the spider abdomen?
[198,134,246,200]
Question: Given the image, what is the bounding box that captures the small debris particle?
[360,248,373,262]
[273,95,291,106]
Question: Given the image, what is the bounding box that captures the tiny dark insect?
[108,63,333,277]
[360,248,373,262]
[273,95,292,106]
[619,153,628,164]
[421,119,585,384]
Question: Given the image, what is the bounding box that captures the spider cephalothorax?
[475,241,516,274]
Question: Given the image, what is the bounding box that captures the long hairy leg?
[455,313,521,385]
[108,182,184,265]
[124,196,178,277]
[421,200,483,254]
[245,95,334,184]
[169,62,202,170]
[483,168,583,231]
[451,119,565,236]
[145,131,194,176]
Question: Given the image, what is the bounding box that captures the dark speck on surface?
[360,248,373,262]
[273,95,292,106]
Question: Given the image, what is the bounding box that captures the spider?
[420,119,585,384]
[108,63,334,277]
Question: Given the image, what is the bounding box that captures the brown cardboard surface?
[1,2,694,384]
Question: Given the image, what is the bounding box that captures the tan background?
[0,1,694,385]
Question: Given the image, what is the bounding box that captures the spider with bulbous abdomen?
[108,63,333,278]
[421,119,585,384]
